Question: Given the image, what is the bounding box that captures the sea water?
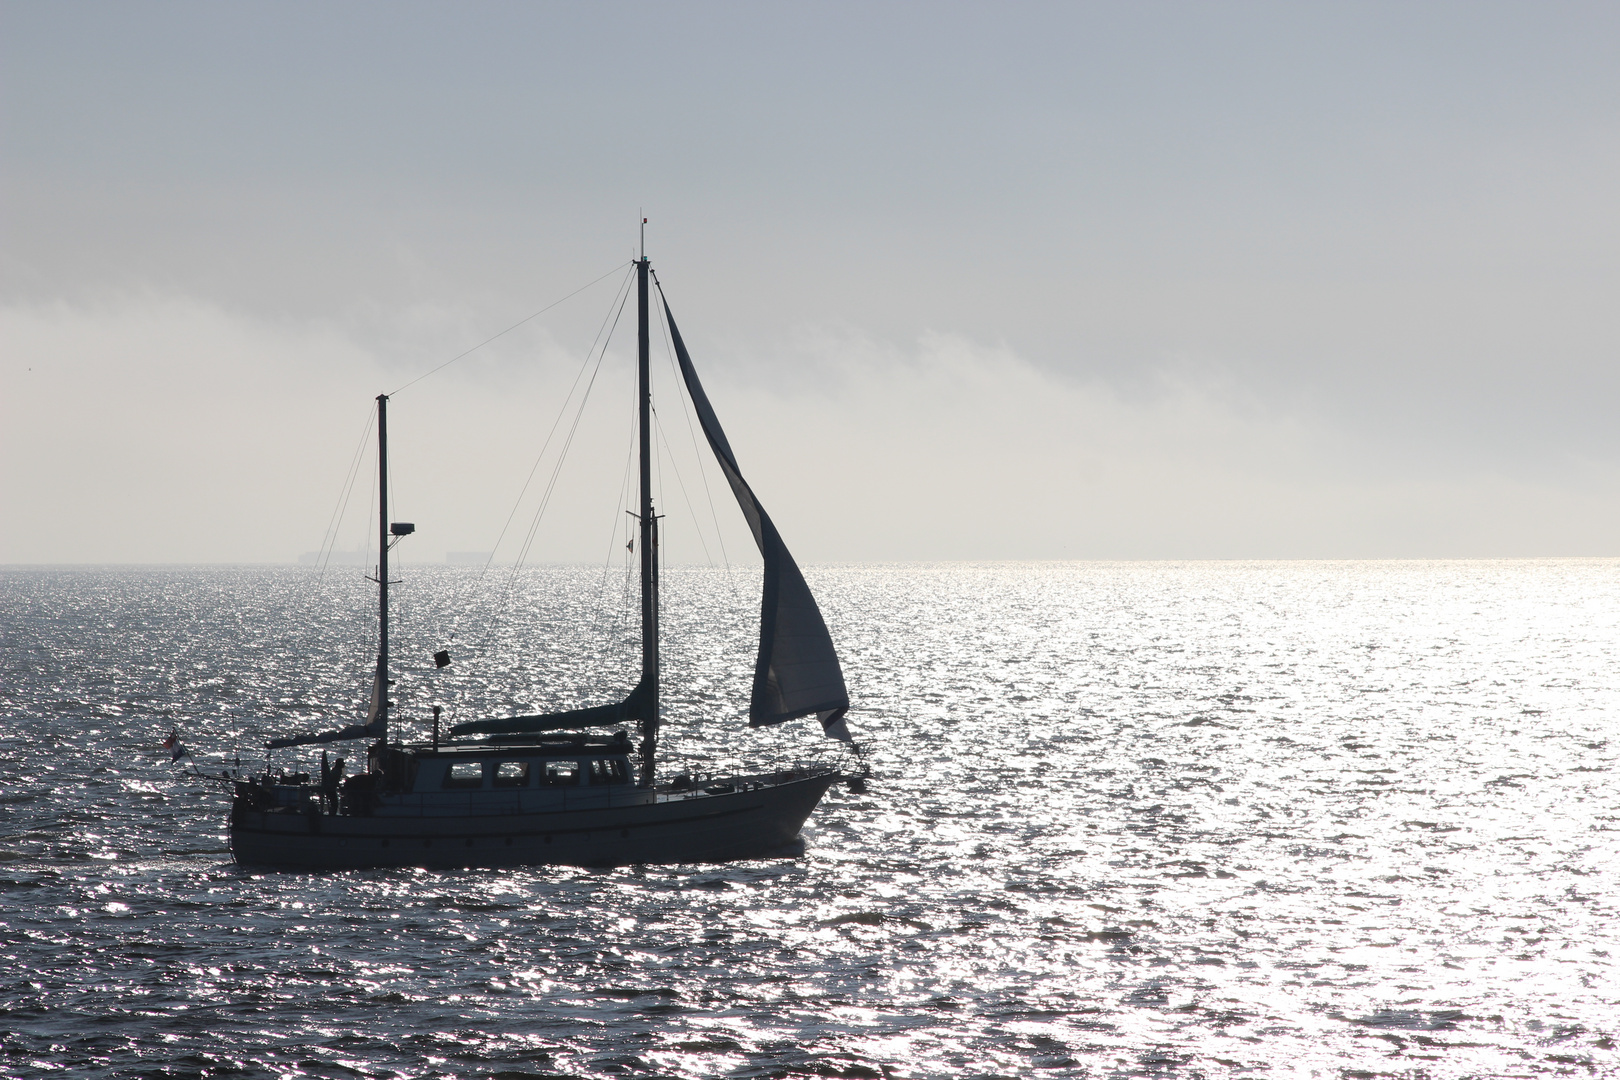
[1,561,1616,1078]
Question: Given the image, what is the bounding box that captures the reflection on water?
[1,561,1617,1077]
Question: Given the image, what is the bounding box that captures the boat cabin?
[385,730,636,796]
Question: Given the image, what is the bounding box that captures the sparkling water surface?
[1,561,1617,1079]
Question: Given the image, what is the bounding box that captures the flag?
[162,729,189,762]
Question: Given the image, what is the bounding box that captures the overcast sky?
[4,2,1619,563]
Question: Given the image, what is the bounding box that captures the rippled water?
[2,561,1618,1078]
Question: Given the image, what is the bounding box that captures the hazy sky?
[4,2,1619,562]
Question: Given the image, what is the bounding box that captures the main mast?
[637,254,659,785]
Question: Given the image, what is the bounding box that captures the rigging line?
[601,392,638,580]
[315,406,375,583]
[318,417,369,577]
[387,439,401,542]
[616,397,637,655]
[591,394,639,653]
[357,443,378,580]
[388,261,631,397]
[483,264,637,573]
[481,264,635,644]
[510,358,596,573]
[652,273,739,613]
[651,406,714,567]
[654,290,734,580]
[455,263,636,644]
[510,277,631,575]
[652,390,665,549]
[594,388,639,651]
[440,270,635,667]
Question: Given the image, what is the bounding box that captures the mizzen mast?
[366,392,415,746]
[372,393,392,745]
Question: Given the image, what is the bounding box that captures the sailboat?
[227,253,853,869]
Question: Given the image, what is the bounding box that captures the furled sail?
[267,658,388,749]
[266,721,379,750]
[362,653,387,738]
[447,685,648,738]
[659,291,851,740]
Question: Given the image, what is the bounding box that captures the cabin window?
[542,760,581,786]
[494,761,530,788]
[590,758,629,784]
[444,762,484,789]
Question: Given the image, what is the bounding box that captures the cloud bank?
[5,295,1614,563]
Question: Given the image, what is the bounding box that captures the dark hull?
[230,772,838,870]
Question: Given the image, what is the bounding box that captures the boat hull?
[229,771,839,870]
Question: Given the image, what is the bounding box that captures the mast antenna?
[640,213,646,259]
